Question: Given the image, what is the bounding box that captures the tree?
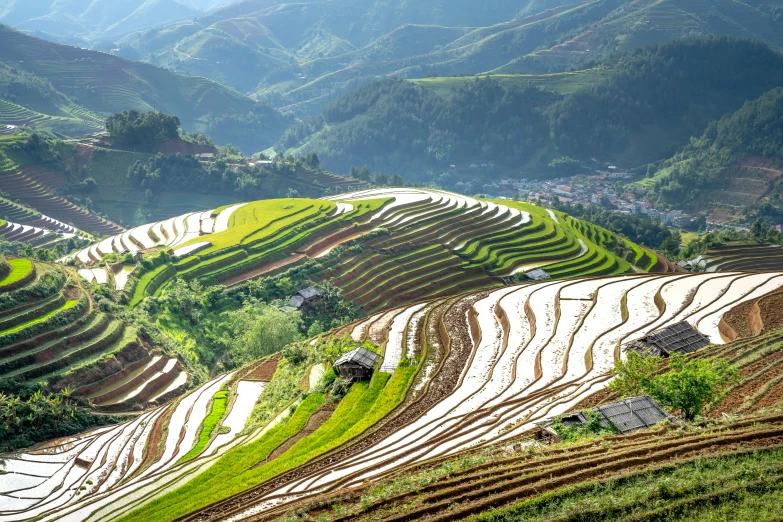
[609,351,661,398]
[610,352,737,421]
[227,301,303,364]
[650,354,737,420]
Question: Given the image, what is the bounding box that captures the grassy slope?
[122,365,418,522]
[412,68,605,97]
[0,258,33,287]
[178,389,229,463]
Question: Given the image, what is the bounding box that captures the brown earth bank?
[242,356,281,382]
[264,414,783,522]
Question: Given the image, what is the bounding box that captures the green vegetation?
[0,382,113,451]
[473,448,783,522]
[640,86,783,210]
[281,37,783,179]
[0,299,77,336]
[122,345,417,522]
[610,352,738,420]
[178,390,228,463]
[0,258,33,288]
[105,110,180,153]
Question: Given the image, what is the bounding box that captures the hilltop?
[0,24,290,153]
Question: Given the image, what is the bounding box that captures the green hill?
[106,0,783,116]
[634,87,783,217]
[277,37,783,178]
[0,24,291,153]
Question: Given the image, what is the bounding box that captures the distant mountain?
[0,0,245,39]
[0,24,291,153]
[277,38,783,179]
[115,0,783,116]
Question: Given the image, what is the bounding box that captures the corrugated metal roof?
[595,395,671,434]
[334,347,380,369]
[624,321,710,356]
[299,286,321,299]
[288,295,305,308]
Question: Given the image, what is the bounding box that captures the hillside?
[0,132,369,231]
[0,24,291,153]
[62,188,681,313]
[635,87,783,219]
[0,0,235,40]
[104,0,783,117]
[277,37,783,178]
[5,269,783,520]
[0,257,181,420]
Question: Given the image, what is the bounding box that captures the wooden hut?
[334,347,380,381]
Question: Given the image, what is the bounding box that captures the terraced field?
[0,99,102,137]
[65,189,675,312]
[4,271,779,522]
[0,165,123,236]
[0,258,182,412]
[700,243,783,272]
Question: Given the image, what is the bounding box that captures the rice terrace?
[3,5,783,520]
[0,185,781,522]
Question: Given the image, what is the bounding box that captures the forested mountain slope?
[115,0,783,116]
[0,24,291,152]
[279,37,783,178]
[636,87,783,214]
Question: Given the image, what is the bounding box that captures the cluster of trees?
[558,201,674,252]
[105,110,180,152]
[0,383,110,451]
[280,37,783,179]
[348,165,404,186]
[127,153,303,200]
[679,222,783,261]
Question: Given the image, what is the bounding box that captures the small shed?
[624,321,710,357]
[594,396,674,434]
[525,268,550,281]
[334,347,380,381]
[538,395,674,438]
[287,286,322,310]
[676,260,692,271]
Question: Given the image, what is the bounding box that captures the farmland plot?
[0,373,281,522]
[2,274,778,522]
[132,273,777,522]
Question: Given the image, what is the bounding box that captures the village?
[457,165,696,229]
